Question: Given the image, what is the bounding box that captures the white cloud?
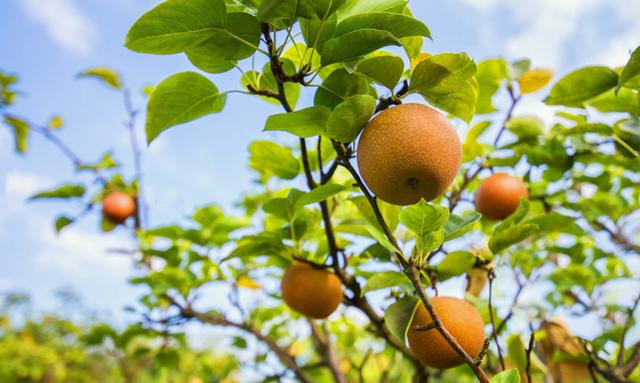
[457,0,640,68]
[18,0,95,55]
[3,170,54,201]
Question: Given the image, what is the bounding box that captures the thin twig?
[488,270,506,370]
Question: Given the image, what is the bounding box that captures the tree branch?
[308,320,347,383]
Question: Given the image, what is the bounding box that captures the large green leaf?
[399,200,450,235]
[410,53,478,122]
[248,141,300,180]
[362,271,411,293]
[300,13,337,52]
[384,295,419,344]
[146,72,226,144]
[264,106,331,137]
[185,12,261,73]
[321,29,402,66]
[126,0,227,54]
[618,45,640,92]
[325,95,376,142]
[489,223,539,254]
[314,69,372,109]
[337,0,408,20]
[444,211,481,240]
[335,13,430,40]
[544,66,618,107]
[293,183,346,209]
[475,58,508,114]
[258,0,343,23]
[437,251,476,280]
[588,88,640,115]
[30,184,86,200]
[355,55,404,90]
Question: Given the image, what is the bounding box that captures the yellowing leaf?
[288,340,304,356]
[48,115,64,129]
[411,52,432,70]
[518,68,553,94]
[237,276,261,290]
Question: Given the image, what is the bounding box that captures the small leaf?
[30,184,86,200]
[489,223,539,254]
[544,66,618,107]
[494,198,530,233]
[4,116,29,153]
[325,95,376,143]
[618,45,640,92]
[78,67,122,89]
[54,216,74,233]
[249,141,300,180]
[506,334,527,370]
[364,225,397,253]
[385,295,419,344]
[264,106,331,138]
[399,200,450,235]
[437,251,476,280]
[294,183,346,209]
[506,116,544,139]
[490,368,520,383]
[362,271,411,293]
[588,88,640,115]
[237,275,261,290]
[518,68,553,94]
[355,55,404,90]
[146,72,226,144]
[444,211,481,240]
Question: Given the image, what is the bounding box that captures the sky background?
[1,0,639,340]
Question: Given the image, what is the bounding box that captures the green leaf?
[257,0,337,23]
[78,152,119,171]
[54,216,74,233]
[399,200,450,235]
[437,251,476,280]
[321,29,402,66]
[257,60,301,108]
[588,88,640,115]
[335,13,430,40]
[506,116,544,139]
[506,334,527,370]
[337,0,408,20]
[264,106,331,138]
[544,66,618,107]
[490,369,520,383]
[618,45,640,92]
[422,76,478,122]
[524,213,584,235]
[146,72,226,144]
[385,295,419,344]
[489,223,539,254]
[410,53,478,122]
[249,141,300,180]
[30,184,86,200]
[364,225,397,253]
[78,67,122,89]
[125,0,227,54]
[300,13,337,53]
[325,95,376,142]
[314,69,372,109]
[463,120,491,162]
[355,55,404,90]
[444,211,481,240]
[494,198,530,233]
[4,116,29,154]
[475,58,508,114]
[293,183,346,209]
[185,12,261,73]
[362,271,411,293]
[101,216,118,232]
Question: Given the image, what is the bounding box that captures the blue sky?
[1,0,639,329]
